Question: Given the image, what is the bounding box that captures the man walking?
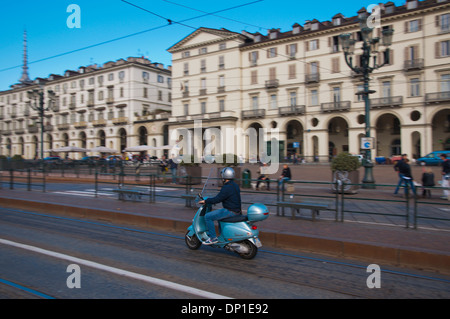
[440,154,450,200]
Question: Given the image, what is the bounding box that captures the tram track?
[1,206,449,299]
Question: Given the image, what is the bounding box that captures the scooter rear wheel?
[185,231,202,250]
[238,240,258,259]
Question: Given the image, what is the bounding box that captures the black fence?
[1,168,449,231]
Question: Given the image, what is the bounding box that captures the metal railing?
[370,96,403,108]
[321,101,351,112]
[241,109,266,119]
[425,91,450,104]
[0,168,46,192]
[2,168,449,230]
[403,59,424,71]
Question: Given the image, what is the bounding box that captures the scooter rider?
[198,167,241,245]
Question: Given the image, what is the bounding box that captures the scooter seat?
[221,214,248,223]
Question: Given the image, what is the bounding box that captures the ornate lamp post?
[339,13,394,189]
[27,86,56,160]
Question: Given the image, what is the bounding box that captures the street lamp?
[339,12,394,189]
[27,86,56,161]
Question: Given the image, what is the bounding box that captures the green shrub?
[220,153,238,167]
[11,155,24,161]
[180,154,200,166]
[331,152,361,172]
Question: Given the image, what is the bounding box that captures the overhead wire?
[0,0,264,74]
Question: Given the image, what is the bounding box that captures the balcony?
[44,125,54,132]
[404,59,424,71]
[92,119,106,127]
[305,73,320,84]
[279,105,306,116]
[74,121,88,129]
[321,101,351,112]
[425,91,450,104]
[370,96,403,108]
[265,79,279,90]
[28,125,39,133]
[242,109,266,119]
[57,124,70,131]
[112,117,128,125]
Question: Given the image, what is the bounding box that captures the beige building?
[168,0,450,162]
[0,57,172,159]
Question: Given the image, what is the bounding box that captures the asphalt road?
[1,207,449,302]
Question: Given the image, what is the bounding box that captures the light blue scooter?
[185,194,269,259]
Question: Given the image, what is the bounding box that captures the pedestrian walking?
[159,155,168,183]
[393,154,408,194]
[395,158,416,196]
[440,154,450,200]
[168,155,178,184]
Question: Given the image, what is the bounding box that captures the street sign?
[361,137,375,150]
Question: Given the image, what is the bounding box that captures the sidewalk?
[0,179,449,275]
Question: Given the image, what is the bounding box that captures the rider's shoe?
[203,237,219,245]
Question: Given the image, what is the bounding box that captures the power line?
[162,0,266,30]
[0,0,263,74]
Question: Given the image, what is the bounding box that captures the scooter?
[185,194,269,259]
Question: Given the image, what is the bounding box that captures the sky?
[0,0,406,91]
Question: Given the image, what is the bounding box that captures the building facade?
[168,0,450,162]
[0,57,172,159]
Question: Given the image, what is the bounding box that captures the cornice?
[239,1,450,51]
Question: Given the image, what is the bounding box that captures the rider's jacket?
[205,180,241,213]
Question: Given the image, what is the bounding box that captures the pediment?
[168,27,243,52]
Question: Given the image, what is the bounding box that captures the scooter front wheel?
[238,240,258,259]
[185,231,202,250]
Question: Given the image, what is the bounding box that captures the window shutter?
[269,67,276,80]
[289,64,296,79]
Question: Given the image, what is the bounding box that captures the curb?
[1,196,449,275]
